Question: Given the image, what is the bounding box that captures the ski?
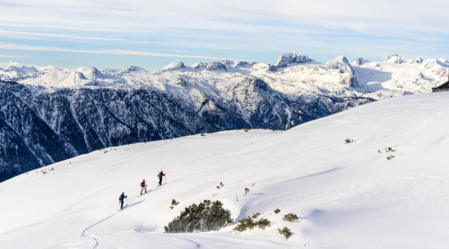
[155,183,166,188]
[119,203,129,211]
[138,191,150,197]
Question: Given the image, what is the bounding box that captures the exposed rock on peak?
[384,53,414,64]
[162,61,185,71]
[229,77,272,92]
[422,59,449,79]
[205,62,227,71]
[190,62,206,69]
[176,77,187,86]
[234,61,251,67]
[119,66,147,73]
[220,59,233,66]
[274,53,316,67]
[71,71,87,80]
[326,56,354,74]
[354,57,370,65]
[324,56,358,87]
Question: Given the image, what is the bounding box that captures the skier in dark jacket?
[119,192,127,210]
[158,170,165,186]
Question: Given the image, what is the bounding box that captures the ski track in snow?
[91,235,101,249]
[81,213,116,249]
[81,213,116,237]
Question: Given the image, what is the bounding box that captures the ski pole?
[165,175,167,184]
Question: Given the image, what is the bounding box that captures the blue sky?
[0,0,448,71]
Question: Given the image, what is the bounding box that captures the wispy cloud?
[0,54,20,58]
[0,43,241,60]
[0,31,123,40]
[1,0,448,38]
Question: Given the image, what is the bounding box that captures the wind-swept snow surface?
[2,92,449,248]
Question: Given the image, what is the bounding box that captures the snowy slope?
[2,92,449,248]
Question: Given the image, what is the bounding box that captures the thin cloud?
[0,54,20,58]
[0,43,242,60]
[0,31,124,41]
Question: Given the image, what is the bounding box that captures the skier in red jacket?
[158,170,165,186]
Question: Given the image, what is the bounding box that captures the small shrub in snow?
[345,139,355,144]
[278,227,292,240]
[170,199,180,209]
[252,213,261,219]
[274,209,281,214]
[164,200,231,233]
[220,182,224,187]
[387,154,395,160]
[216,186,221,189]
[201,132,206,137]
[233,214,271,232]
[252,183,256,186]
[384,147,395,152]
[245,188,250,195]
[257,218,271,230]
[244,128,249,132]
[233,216,256,232]
[283,213,299,222]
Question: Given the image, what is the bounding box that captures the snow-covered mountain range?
[0,53,448,182]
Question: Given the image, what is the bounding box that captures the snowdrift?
[2,92,449,248]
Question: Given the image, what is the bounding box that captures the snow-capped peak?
[325,56,354,74]
[161,61,185,71]
[384,53,415,64]
[415,57,423,64]
[205,62,227,71]
[190,62,206,69]
[119,66,147,74]
[220,59,234,66]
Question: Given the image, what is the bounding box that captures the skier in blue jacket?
[119,192,127,210]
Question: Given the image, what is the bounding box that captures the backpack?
[141,182,144,187]
[119,195,123,201]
